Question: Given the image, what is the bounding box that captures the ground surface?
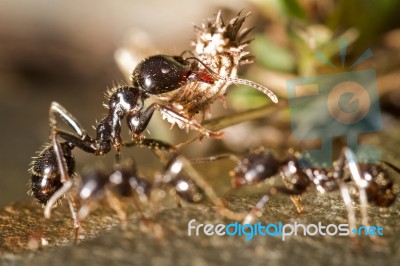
[1,124,400,266]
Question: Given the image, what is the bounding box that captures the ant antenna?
[382,160,400,175]
[185,57,278,103]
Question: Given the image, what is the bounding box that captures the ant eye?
[132,55,190,95]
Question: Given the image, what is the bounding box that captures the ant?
[30,142,245,241]
[191,147,399,241]
[29,10,277,229]
[116,11,278,128]
[75,157,207,225]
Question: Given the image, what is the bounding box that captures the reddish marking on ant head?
[186,70,215,85]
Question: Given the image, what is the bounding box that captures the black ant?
[29,10,277,227]
[192,147,398,241]
[75,157,207,224]
[116,11,278,127]
[29,53,264,221]
[30,143,245,241]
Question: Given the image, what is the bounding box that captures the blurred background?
[1,0,400,208]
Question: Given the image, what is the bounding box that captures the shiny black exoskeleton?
[361,163,397,207]
[52,55,219,155]
[226,147,399,230]
[77,158,206,221]
[29,143,75,205]
[232,148,332,195]
[170,175,206,204]
[77,162,151,220]
[79,163,151,203]
[29,54,221,210]
[30,11,279,215]
[231,147,397,207]
[132,55,214,95]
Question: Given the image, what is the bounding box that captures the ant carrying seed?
[28,10,276,228]
[27,10,278,243]
[191,146,399,242]
[116,10,278,129]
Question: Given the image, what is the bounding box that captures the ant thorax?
[158,11,253,127]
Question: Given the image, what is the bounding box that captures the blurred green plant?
[228,0,400,109]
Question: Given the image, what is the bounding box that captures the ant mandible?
[192,147,398,241]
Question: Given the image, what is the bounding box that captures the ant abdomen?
[231,148,280,188]
[362,164,397,207]
[29,143,75,205]
[171,175,206,204]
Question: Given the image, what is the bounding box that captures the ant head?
[231,147,280,188]
[131,55,214,95]
[131,54,278,103]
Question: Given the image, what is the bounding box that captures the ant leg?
[189,154,240,164]
[335,149,357,231]
[44,131,74,219]
[44,180,73,218]
[128,103,223,139]
[340,148,386,244]
[49,102,99,153]
[123,138,177,153]
[45,102,98,218]
[104,189,127,223]
[131,192,164,239]
[77,200,99,223]
[131,193,150,225]
[49,102,86,137]
[340,148,370,228]
[243,186,302,224]
[67,195,80,243]
[163,154,246,221]
[46,129,98,236]
[382,160,400,174]
[132,192,164,239]
[54,129,97,154]
[174,196,183,208]
[338,181,357,236]
[280,172,304,214]
[175,137,201,150]
[52,131,69,184]
[123,138,178,167]
[335,150,361,246]
[178,104,280,148]
[243,194,271,224]
[289,195,303,214]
